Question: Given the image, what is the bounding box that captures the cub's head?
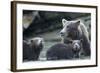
[60,19,80,39]
[71,39,83,58]
[30,37,44,49]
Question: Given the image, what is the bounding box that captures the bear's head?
[60,19,82,40]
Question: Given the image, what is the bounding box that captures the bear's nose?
[60,32,64,36]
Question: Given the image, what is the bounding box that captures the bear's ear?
[62,19,68,26]
[75,20,80,27]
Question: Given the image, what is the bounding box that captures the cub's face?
[72,40,82,51]
[60,19,80,39]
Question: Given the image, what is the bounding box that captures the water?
[35,29,62,61]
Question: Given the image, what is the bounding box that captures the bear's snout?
[60,29,67,37]
[60,31,65,36]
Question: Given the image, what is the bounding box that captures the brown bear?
[46,40,83,60]
[23,37,44,61]
[60,19,90,56]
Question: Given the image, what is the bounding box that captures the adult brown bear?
[60,19,90,56]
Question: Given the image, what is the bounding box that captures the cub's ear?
[75,20,80,27]
[62,19,68,26]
